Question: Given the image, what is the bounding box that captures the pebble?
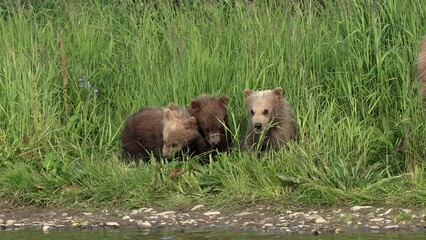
[315,216,327,223]
[191,205,205,211]
[5,220,16,226]
[106,222,120,228]
[155,211,176,217]
[383,209,393,215]
[234,212,253,217]
[351,206,372,211]
[369,218,384,222]
[136,220,152,228]
[144,208,154,213]
[203,211,220,216]
[384,225,399,230]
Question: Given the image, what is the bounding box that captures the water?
[0,229,424,240]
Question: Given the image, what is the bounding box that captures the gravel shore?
[1,199,426,235]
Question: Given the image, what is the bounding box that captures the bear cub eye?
[250,109,255,115]
[171,142,178,148]
[262,109,269,115]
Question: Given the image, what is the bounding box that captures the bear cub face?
[162,107,200,158]
[189,95,230,148]
[244,87,283,134]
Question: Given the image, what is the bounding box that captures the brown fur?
[242,87,298,151]
[162,107,204,158]
[121,107,164,161]
[418,36,426,108]
[121,104,203,161]
[189,95,231,153]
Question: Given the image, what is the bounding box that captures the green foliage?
[0,0,425,208]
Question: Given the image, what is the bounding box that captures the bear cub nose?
[254,123,262,130]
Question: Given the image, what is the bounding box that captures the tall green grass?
[0,0,425,209]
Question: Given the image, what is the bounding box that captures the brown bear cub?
[189,95,231,154]
[242,87,298,152]
[121,104,204,161]
[418,36,426,109]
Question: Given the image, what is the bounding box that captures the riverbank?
[1,197,425,235]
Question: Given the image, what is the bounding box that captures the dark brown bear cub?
[121,105,202,161]
[189,94,231,154]
[121,107,163,160]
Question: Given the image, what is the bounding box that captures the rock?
[383,208,393,215]
[384,225,399,230]
[402,209,412,214]
[332,209,342,214]
[5,220,16,226]
[130,210,139,215]
[155,211,176,217]
[191,205,205,211]
[288,212,304,218]
[181,219,197,225]
[136,220,152,229]
[234,212,253,217]
[350,206,372,211]
[203,211,221,216]
[122,216,130,220]
[106,222,120,228]
[42,225,50,232]
[143,208,154,213]
[369,218,384,222]
[310,229,321,235]
[262,223,273,229]
[71,222,81,227]
[242,221,255,227]
[315,216,327,223]
[83,212,92,216]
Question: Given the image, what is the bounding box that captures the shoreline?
[1,200,426,235]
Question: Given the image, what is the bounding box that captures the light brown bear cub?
[418,36,426,109]
[121,105,203,161]
[242,87,298,151]
[189,95,231,153]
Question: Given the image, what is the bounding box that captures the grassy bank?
[0,0,425,209]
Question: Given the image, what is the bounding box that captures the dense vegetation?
[0,0,425,209]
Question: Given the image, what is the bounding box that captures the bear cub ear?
[184,116,197,129]
[163,108,172,121]
[219,96,230,106]
[190,100,202,111]
[273,87,283,97]
[244,89,253,98]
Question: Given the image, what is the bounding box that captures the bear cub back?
[189,95,231,153]
[121,105,202,161]
[242,87,298,151]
